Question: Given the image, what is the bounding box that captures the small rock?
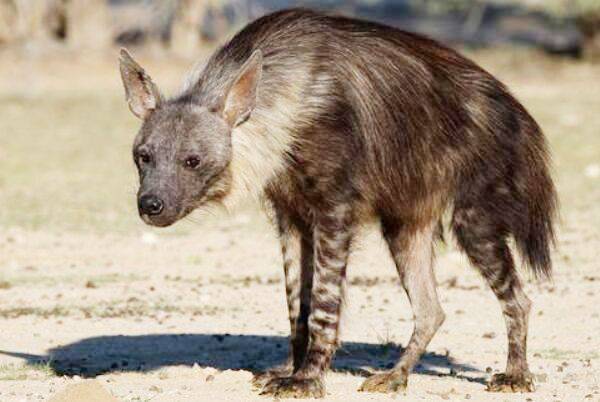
[141,232,158,245]
[48,380,117,402]
[584,164,600,179]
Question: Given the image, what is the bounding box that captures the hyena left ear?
[119,48,163,119]
[222,50,263,128]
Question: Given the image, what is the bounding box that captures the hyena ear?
[222,50,263,128]
[119,48,163,119]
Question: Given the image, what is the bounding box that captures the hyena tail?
[453,97,557,281]
[512,115,558,279]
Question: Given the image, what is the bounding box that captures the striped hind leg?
[360,220,445,393]
[453,206,534,392]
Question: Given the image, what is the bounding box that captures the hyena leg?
[261,204,354,398]
[360,221,445,393]
[253,212,314,388]
[453,207,534,392]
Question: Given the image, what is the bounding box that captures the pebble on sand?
[48,380,119,402]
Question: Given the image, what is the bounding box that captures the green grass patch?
[0,362,56,381]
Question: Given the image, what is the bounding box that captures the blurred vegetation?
[543,0,600,15]
[534,0,600,59]
[0,0,111,48]
[0,0,598,59]
[415,0,600,15]
[0,0,231,54]
[570,1,600,59]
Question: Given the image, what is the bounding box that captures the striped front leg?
[253,210,314,389]
[261,204,354,398]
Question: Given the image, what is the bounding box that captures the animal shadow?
[0,333,486,385]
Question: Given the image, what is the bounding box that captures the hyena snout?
[138,194,164,216]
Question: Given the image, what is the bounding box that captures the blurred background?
[0,2,599,401]
[0,0,599,57]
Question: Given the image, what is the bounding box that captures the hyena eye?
[138,152,151,165]
[184,156,201,169]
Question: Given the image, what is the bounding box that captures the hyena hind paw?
[486,372,535,393]
[358,370,408,393]
[259,376,325,398]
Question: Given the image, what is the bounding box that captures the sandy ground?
[0,47,599,401]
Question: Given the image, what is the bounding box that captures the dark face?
[119,48,262,227]
[133,103,233,227]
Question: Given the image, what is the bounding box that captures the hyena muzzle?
[119,8,557,398]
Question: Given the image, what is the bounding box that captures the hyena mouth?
[140,203,202,228]
[140,214,170,227]
[139,211,181,228]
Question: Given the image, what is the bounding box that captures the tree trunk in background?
[66,0,111,50]
[170,0,207,57]
[45,0,67,40]
[0,0,55,45]
[577,13,600,60]
[0,0,19,45]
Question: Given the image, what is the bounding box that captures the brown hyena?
[119,8,557,398]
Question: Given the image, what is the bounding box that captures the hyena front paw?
[358,370,408,393]
[486,372,535,393]
[251,363,293,390]
[260,376,325,398]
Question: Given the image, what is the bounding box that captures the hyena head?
[118,49,262,227]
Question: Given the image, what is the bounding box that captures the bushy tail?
[512,118,558,279]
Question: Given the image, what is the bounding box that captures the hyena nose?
[139,195,164,216]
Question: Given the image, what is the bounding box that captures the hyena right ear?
[119,48,163,119]
[221,50,263,128]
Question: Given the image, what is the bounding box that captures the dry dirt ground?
[0,47,599,401]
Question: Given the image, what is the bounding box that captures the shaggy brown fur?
[119,8,557,398]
